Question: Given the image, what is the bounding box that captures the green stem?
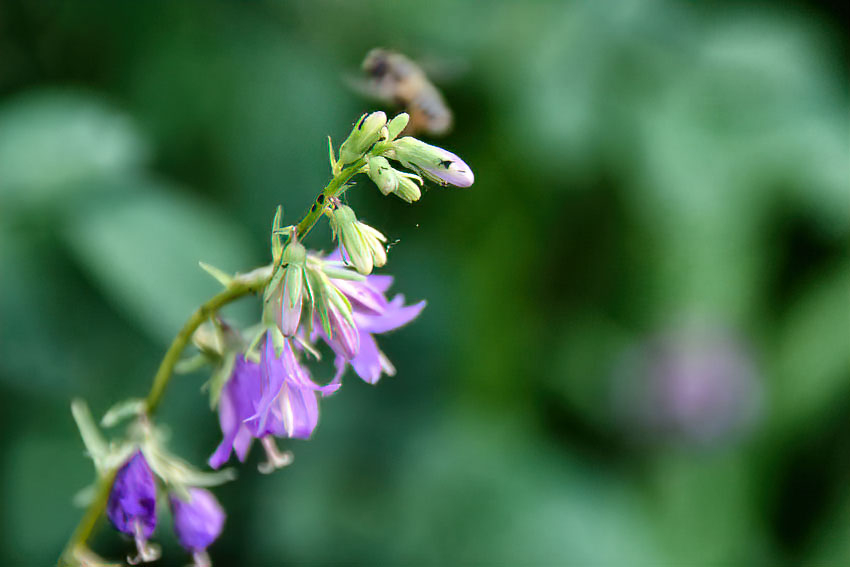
[59,156,369,566]
[294,158,366,238]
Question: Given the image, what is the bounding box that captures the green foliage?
[0,0,847,565]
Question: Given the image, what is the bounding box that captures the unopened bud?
[277,241,307,336]
[367,155,422,203]
[339,111,387,166]
[169,488,225,556]
[329,205,387,275]
[386,112,410,140]
[389,136,474,188]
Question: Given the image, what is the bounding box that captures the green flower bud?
[329,205,387,275]
[338,111,387,166]
[386,112,410,141]
[367,155,422,203]
[394,174,422,203]
[367,156,398,196]
[389,136,474,187]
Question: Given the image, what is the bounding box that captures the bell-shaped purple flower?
[169,488,226,554]
[209,357,267,469]
[251,333,339,440]
[321,251,425,384]
[107,451,157,538]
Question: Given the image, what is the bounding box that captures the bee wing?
[416,54,470,85]
[343,73,396,104]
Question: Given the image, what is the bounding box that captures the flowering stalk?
[60,108,473,566]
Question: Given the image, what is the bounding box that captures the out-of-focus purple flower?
[169,488,225,554]
[613,324,761,445]
[107,451,157,538]
[321,250,425,384]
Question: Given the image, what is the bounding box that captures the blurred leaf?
[64,183,259,343]
[3,434,91,566]
[648,451,767,565]
[0,90,149,208]
[773,263,850,430]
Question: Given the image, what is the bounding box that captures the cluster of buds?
[69,108,473,566]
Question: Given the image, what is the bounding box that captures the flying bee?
[355,48,453,137]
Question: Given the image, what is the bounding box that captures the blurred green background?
[1,1,848,565]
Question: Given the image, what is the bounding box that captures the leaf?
[64,182,259,343]
[0,90,149,208]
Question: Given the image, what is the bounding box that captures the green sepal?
[264,264,285,303]
[71,399,109,470]
[207,351,237,410]
[305,266,332,337]
[140,438,236,496]
[199,261,233,287]
[321,264,366,281]
[386,112,410,141]
[271,205,284,265]
[269,324,287,357]
[101,398,146,427]
[174,352,210,375]
[328,135,340,175]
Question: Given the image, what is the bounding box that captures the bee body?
[361,49,453,137]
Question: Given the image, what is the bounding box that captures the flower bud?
[278,241,307,336]
[169,488,226,555]
[386,112,409,140]
[107,452,157,538]
[367,155,423,203]
[389,137,474,188]
[108,451,161,563]
[367,156,397,195]
[329,205,387,275]
[338,111,387,166]
[305,265,360,359]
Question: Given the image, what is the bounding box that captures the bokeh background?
[1,1,848,565]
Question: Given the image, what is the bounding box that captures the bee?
[357,48,453,137]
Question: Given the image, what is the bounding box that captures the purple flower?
[169,488,225,554]
[107,451,157,538]
[322,251,425,384]
[208,357,265,469]
[252,333,339,439]
[209,334,340,470]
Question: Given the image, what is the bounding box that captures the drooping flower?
[107,451,160,563]
[251,332,339,439]
[169,487,226,563]
[209,333,339,472]
[319,250,425,384]
[388,136,474,187]
[208,357,263,469]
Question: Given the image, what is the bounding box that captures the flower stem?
[294,158,366,238]
[59,156,369,566]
